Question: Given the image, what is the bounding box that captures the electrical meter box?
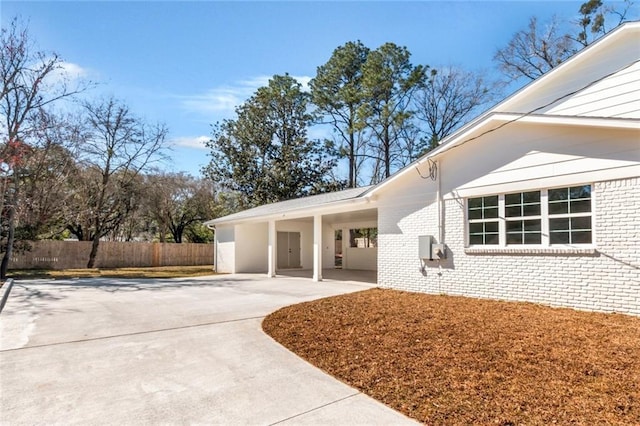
[432,243,446,259]
[418,235,434,260]
[419,236,446,260]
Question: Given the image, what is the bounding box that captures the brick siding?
[378,177,640,316]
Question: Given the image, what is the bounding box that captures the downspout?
[436,159,444,292]
[206,224,218,273]
[436,159,443,244]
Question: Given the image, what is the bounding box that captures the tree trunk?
[0,191,17,280]
[348,114,355,188]
[87,236,100,268]
[384,125,391,178]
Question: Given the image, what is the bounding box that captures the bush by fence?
[9,241,214,270]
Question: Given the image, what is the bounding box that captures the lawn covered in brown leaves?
[262,288,640,425]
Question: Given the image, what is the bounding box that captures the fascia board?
[504,114,640,129]
[207,196,373,226]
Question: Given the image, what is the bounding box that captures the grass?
[9,265,217,280]
[263,288,640,425]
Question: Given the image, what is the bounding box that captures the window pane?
[550,232,570,244]
[523,204,541,216]
[485,233,499,245]
[572,231,592,244]
[505,205,521,217]
[484,207,498,219]
[523,191,540,203]
[483,196,498,207]
[469,223,484,234]
[549,188,568,201]
[524,220,541,232]
[485,221,499,233]
[468,198,482,209]
[468,209,482,220]
[505,193,521,205]
[506,221,522,232]
[570,200,591,213]
[507,233,522,244]
[570,185,591,200]
[469,234,483,245]
[571,216,591,230]
[550,218,569,231]
[549,201,568,215]
[525,233,541,244]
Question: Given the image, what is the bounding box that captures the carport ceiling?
[323,208,377,225]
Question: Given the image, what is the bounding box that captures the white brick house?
[206,22,640,315]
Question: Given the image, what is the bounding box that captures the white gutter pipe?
[206,223,218,273]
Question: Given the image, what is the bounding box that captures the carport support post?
[267,220,276,277]
[313,214,323,282]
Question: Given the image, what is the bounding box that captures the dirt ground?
[263,288,640,425]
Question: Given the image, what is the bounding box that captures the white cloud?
[292,75,312,91]
[180,74,313,118]
[44,60,90,87]
[171,135,210,150]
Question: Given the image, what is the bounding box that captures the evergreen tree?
[203,74,343,209]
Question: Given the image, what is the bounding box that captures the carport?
[205,187,378,282]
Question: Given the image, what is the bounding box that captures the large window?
[467,185,593,247]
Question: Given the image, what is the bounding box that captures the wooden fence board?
[9,241,214,270]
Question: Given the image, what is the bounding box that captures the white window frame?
[465,184,595,249]
[467,195,500,246]
[504,190,542,245]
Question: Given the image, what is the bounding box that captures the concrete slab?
[277,268,377,284]
[0,274,417,425]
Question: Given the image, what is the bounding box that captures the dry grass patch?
[263,288,640,425]
[10,265,217,280]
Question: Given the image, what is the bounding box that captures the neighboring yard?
[8,265,217,280]
[263,288,640,425]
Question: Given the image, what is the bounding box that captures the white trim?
[267,220,276,277]
[313,214,323,281]
[465,247,597,255]
[209,197,373,226]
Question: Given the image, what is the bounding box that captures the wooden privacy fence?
[9,241,214,270]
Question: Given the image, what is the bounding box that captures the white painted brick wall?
[378,177,640,316]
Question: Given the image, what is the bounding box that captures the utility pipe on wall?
[436,159,443,244]
[206,224,218,273]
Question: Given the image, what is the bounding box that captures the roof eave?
[205,195,373,227]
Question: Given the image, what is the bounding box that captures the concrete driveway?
[0,274,416,425]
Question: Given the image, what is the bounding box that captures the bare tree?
[144,172,221,243]
[66,97,167,268]
[0,17,88,278]
[494,16,573,82]
[495,1,636,82]
[16,110,83,240]
[415,67,500,150]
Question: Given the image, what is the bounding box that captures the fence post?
[152,242,160,267]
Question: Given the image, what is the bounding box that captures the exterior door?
[277,232,301,269]
[289,232,301,268]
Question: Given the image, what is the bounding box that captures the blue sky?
[2,1,628,177]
